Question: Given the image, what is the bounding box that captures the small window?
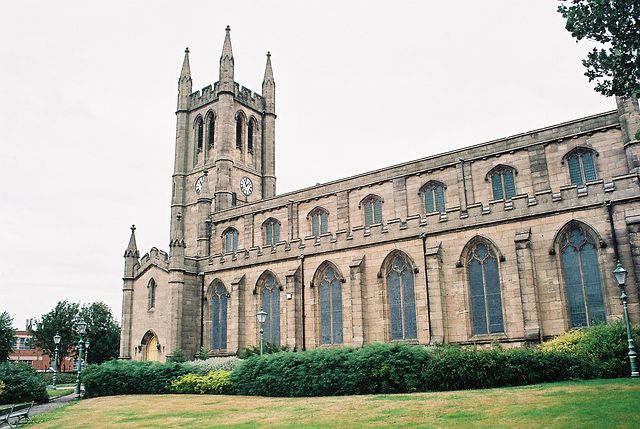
[361,195,383,226]
[148,279,157,310]
[309,208,329,236]
[196,117,204,153]
[489,167,516,200]
[419,181,446,214]
[207,114,215,149]
[467,241,504,335]
[235,114,244,150]
[566,150,597,185]
[223,229,238,253]
[263,219,281,245]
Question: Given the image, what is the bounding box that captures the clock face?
[195,176,205,195]
[240,176,253,196]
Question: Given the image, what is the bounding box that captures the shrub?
[238,342,289,359]
[182,356,243,375]
[167,349,188,363]
[540,320,640,378]
[82,360,190,398]
[38,371,78,385]
[0,380,4,396]
[169,371,234,394]
[0,363,48,404]
[195,347,210,361]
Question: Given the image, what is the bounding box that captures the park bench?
[0,401,34,427]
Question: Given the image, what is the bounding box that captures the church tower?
[170,26,276,257]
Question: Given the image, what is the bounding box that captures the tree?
[79,302,121,364]
[0,312,16,362]
[558,0,640,98]
[31,300,80,371]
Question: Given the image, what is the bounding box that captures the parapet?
[188,81,265,112]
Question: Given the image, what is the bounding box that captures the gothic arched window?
[207,114,215,150]
[319,265,343,345]
[564,148,597,186]
[223,228,238,253]
[148,278,156,310]
[361,195,383,226]
[309,207,329,236]
[263,218,280,246]
[560,225,606,327]
[211,283,228,350]
[488,166,516,201]
[235,113,244,150]
[467,241,504,335]
[248,118,256,155]
[196,117,204,153]
[261,274,280,346]
[387,255,417,340]
[419,181,446,214]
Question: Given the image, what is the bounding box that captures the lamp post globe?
[52,332,61,389]
[256,308,268,356]
[613,261,639,378]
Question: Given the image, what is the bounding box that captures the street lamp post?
[256,308,267,356]
[613,261,639,377]
[84,339,90,369]
[52,332,61,390]
[74,319,87,400]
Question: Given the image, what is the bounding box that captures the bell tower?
[169,26,277,257]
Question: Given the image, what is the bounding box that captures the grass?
[47,387,74,398]
[31,378,640,428]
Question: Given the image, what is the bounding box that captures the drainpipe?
[419,232,432,344]
[459,157,468,212]
[199,272,205,349]
[299,254,306,351]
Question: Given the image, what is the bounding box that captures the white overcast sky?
[0,1,616,329]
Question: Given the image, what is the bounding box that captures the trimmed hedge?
[231,343,595,397]
[0,363,49,404]
[38,371,77,385]
[82,359,190,398]
[182,356,243,375]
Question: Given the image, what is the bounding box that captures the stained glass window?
[560,226,606,327]
[264,220,280,245]
[207,115,215,149]
[387,255,417,340]
[421,182,446,213]
[467,242,504,335]
[196,117,203,152]
[261,274,280,346]
[319,266,343,345]
[148,279,156,310]
[311,209,328,236]
[211,283,228,350]
[364,198,382,226]
[491,169,516,200]
[224,229,238,253]
[567,151,597,185]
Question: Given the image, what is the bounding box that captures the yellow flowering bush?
[169,371,234,395]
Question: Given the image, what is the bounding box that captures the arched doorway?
[141,331,160,361]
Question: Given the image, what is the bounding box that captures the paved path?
[1,392,76,428]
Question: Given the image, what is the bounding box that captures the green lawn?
[32,378,640,428]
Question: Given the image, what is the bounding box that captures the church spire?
[123,225,140,278]
[262,51,275,114]
[219,26,235,93]
[178,48,192,111]
[124,225,139,259]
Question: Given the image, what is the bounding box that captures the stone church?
[119,28,640,362]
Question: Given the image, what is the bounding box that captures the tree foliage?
[32,300,121,370]
[79,302,121,365]
[558,0,640,98]
[0,312,16,362]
